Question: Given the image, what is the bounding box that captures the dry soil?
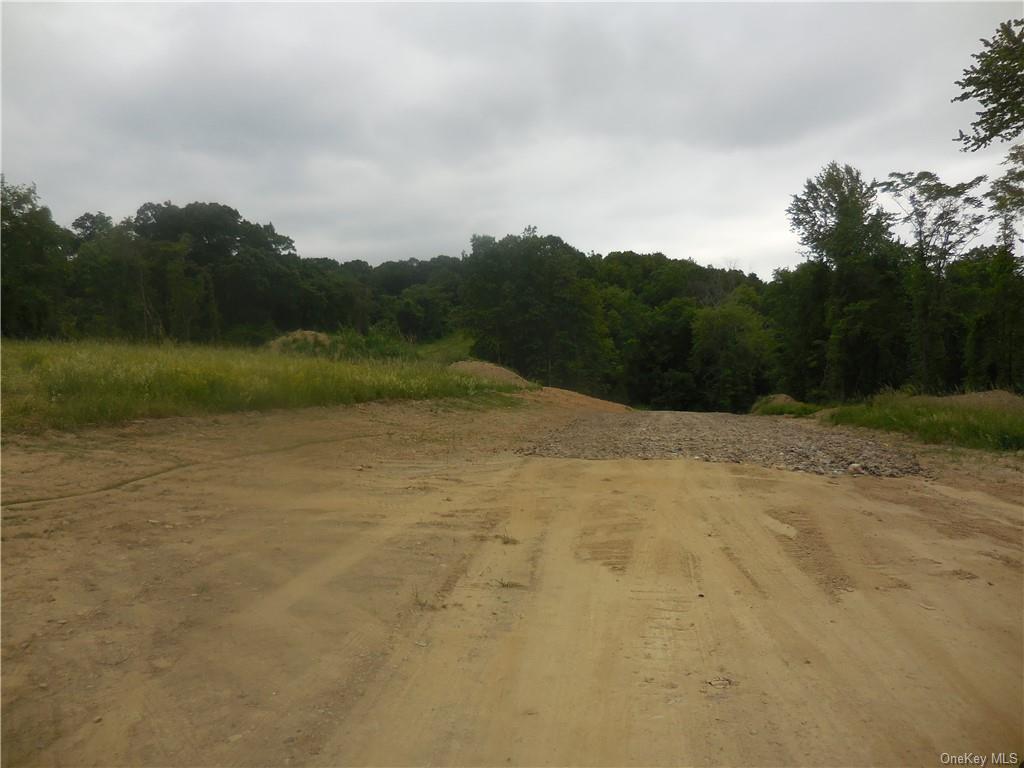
[2,390,1021,767]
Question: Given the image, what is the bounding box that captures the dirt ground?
[2,391,1021,767]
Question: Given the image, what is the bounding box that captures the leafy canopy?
[954,18,1024,151]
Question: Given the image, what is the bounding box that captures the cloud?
[2,1,1018,277]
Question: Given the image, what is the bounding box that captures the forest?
[2,19,1022,414]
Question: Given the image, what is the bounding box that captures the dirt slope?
[2,391,1021,766]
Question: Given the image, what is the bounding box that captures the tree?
[881,171,987,390]
[785,163,905,398]
[689,295,775,412]
[764,262,831,400]
[786,162,888,268]
[986,144,1024,251]
[946,246,1024,391]
[624,297,698,409]
[954,18,1024,151]
[70,211,114,245]
[882,172,988,270]
[461,231,616,394]
[1,178,72,337]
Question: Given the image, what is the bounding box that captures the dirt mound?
[524,387,631,414]
[448,360,531,387]
[759,394,798,406]
[267,330,332,354]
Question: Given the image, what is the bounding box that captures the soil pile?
[267,330,332,353]
[449,360,531,387]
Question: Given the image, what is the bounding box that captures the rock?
[521,411,922,478]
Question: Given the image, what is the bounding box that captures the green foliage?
[781,163,909,400]
[954,18,1024,152]
[829,391,1024,451]
[1,340,513,433]
[750,397,822,417]
[1,178,73,337]
[946,246,1024,392]
[986,144,1024,250]
[689,294,775,412]
[881,171,989,392]
[623,297,698,409]
[786,163,888,268]
[418,331,476,365]
[461,232,618,396]
[269,326,419,361]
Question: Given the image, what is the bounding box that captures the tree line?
[2,18,1022,412]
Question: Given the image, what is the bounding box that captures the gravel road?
[522,410,924,477]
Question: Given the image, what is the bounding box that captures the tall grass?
[1,340,514,433]
[267,328,475,364]
[828,391,1024,451]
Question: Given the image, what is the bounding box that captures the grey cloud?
[3,2,1018,277]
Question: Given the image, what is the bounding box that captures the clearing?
[2,390,1021,766]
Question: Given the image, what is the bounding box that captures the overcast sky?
[2,2,1018,277]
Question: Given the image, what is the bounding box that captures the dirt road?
[2,391,1021,766]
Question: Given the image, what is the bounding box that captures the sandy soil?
[2,391,1021,767]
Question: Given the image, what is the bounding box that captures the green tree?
[947,246,1024,391]
[70,211,114,246]
[764,261,831,400]
[690,294,775,412]
[954,18,1024,151]
[785,163,906,398]
[625,297,698,409]
[881,171,987,390]
[462,231,616,394]
[986,144,1024,251]
[786,163,886,267]
[1,179,72,337]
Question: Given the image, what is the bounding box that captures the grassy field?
[828,391,1024,451]
[1,339,516,433]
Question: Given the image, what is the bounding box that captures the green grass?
[417,330,476,365]
[1,340,516,434]
[828,391,1024,451]
[750,396,822,417]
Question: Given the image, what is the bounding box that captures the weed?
[492,578,526,589]
[494,529,519,545]
[412,588,438,610]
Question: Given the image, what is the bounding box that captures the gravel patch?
[521,411,923,477]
